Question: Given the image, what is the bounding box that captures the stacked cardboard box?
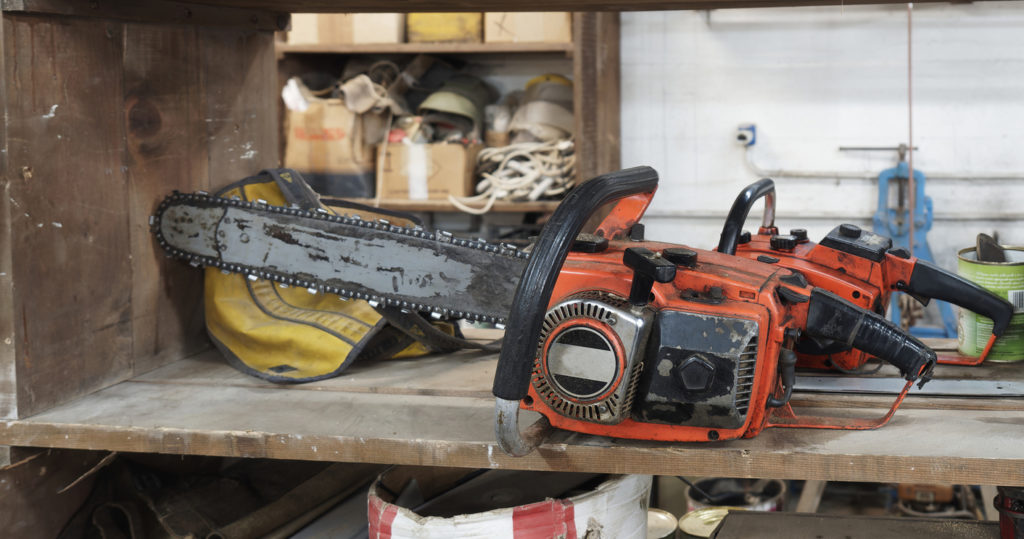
[288,14,404,45]
[484,13,572,43]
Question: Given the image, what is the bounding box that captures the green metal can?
[957,246,1024,362]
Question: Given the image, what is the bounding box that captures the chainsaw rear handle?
[805,289,936,383]
[493,166,659,455]
[899,259,1014,337]
[717,178,776,255]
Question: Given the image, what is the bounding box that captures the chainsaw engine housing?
[523,242,799,443]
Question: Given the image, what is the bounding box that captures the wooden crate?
[0,5,280,419]
[484,12,572,43]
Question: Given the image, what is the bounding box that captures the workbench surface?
[1,339,1022,484]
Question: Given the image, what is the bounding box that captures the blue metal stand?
[872,162,957,338]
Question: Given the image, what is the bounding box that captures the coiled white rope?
[448,139,576,215]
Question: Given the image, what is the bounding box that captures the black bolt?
[673,355,716,392]
[839,223,862,238]
[662,247,698,268]
[770,234,799,251]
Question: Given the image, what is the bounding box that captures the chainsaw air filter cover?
[634,311,760,430]
[532,292,654,424]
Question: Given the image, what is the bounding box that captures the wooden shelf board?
[184,1,953,13]
[3,337,1024,484]
[342,198,561,213]
[277,41,573,55]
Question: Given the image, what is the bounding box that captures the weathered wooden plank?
[0,13,278,418]
[2,374,1023,486]
[0,10,17,419]
[278,41,574,55]
[125,23,212,375]
[131,348,499,398]
[131,348,1024,413]
[198,25,278,190]
[0,448,109,538]
[3,348,1023,485]
[174,0,975,13]
[573,12,620,184]
[3,14,133,418]
[0,0,287,32]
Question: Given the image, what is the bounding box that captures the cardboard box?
[484,12,572,43]
[288,13,404,45]
[406,13,482,43]
[377,143,482,200]
[284,92,377,197]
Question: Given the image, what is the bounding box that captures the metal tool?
[154,167,936,458]
[720,178,1012,367]
[795,376,1024,397]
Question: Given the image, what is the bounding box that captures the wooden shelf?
[3,337,1024,485]
[184,1,939,13]
[277,41,574,55]
[343,198,561,213]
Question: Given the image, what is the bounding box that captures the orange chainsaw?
[492,168,934,456]
[153,167,936,458]
[715,178,1014,370]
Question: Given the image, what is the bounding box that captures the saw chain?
[150,191,530,324]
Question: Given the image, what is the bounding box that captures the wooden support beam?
[171,0,981,13]
[1,0,287,31]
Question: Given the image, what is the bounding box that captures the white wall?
[621,3,1024,272]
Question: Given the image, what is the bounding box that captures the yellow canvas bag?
[204,169,468,382]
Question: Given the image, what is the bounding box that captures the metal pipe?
[744,147,1024,181]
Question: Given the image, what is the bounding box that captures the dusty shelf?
[277,41,574,55]
[2,337,1023,484]
[341,198,561,213]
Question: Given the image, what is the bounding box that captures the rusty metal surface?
[153,192,529,323]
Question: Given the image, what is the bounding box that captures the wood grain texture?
[0,448,109,538]
[174,0,969,13]
[0,13,278,418]
[0,10,17,419]
[343,198,561,213]
[199,25,278,190]
[2,349,1023,485]
[126,23,211,375]
[278,41,574,55]
[573,12,620,184]
[3,15,134,418]
[1,0,286,31]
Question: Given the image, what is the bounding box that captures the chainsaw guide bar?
[151,191,530,324]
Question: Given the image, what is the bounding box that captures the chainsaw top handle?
[717,178,776,255]
[493,166,659,401]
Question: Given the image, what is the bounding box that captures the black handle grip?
[806,289,936,382]
[717,178,775,255]
[492,166,659,401]
[766,349,797,408]
[902,259,1015,336]
[623,247,677,306]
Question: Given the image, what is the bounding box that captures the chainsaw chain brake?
[150,190,530,324]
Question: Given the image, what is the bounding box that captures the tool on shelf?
[491,168,934,456]
[854,145,957,337]
[719,177,1013,368]
[152,167,936,458]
